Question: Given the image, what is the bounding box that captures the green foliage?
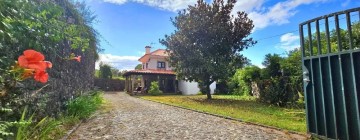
[148,81,163,96]
[304,22,360,55]
[16,117,61,140]
[0,0,99,131]
[0,107,30,138]
[261,54,283,78]
[258,77,298,107]
[99,63,113,79]
[67,91,103,119]
[281,49,303,97]
[135,64,142,70]
[160,0,255,99]
[95,69,100,78]
[253,51,301,106]
[0,0,100,139]
[229,66,261,96]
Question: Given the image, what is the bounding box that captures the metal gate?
[300,7,360,139]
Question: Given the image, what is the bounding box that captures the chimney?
[145,46,151,54]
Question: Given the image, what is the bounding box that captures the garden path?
[69,92,307,140]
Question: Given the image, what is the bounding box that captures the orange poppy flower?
[34,70,49,83]
[18,50,48,71]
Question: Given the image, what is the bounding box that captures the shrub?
[229,66,261,96]
[258,77,297,106]
[148,81,163,96]
[66,91,104,119]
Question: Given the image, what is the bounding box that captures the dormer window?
[157,61,165,68]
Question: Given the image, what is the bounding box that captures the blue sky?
[86,0,360,70]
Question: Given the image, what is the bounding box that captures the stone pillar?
[125,76,127,92]
[131,75,135,93]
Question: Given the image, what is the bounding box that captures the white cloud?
[104,0,127,5]
[231,0,264,13]
[276,33,300,51]
[102,0,329,30]
[102,0,197,12]
[231,0,328,30]
[96,54,140,70]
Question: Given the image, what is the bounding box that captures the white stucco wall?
[143,57,171,70]
[178,80,216,95]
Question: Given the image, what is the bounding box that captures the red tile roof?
[138,49,169,63]
[150,49,169,56]
[123,69,175,76]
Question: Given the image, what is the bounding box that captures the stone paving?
[69,92,307,140]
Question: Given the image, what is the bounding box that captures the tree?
[262,54,283,79]
[111,67,120,77]
[99,63,112,79]
[135,64,142,70]
[281,49,303,99]
[160,0,255,99]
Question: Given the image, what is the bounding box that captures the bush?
[228,66,261,96]
[66,91,104,119]
[148,81,163,96]
[258,77,298,106]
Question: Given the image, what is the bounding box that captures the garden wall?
[94,78,125,91]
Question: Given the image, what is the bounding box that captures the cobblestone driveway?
[69,92,307,140]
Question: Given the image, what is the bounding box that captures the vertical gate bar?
[335,15,342,51]
[325,16,339,139]
[347,11,360,139]
[335,14,349,140]
[300,24,310,133]
[325,18,331,54]
[346,12,354,49]
[309,21,319,134]
[308,23,313,56]
[307,22,319,134]
[336,13,350,140]
[308,21,318,133]
[316,19,328,137]
[316,20,322,55]
[310,59,319,134]
[300,25,306,58]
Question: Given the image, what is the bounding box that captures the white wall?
[178,80,216,95]
[143,57,171,70]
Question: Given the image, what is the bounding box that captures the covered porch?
[123,70,178,94]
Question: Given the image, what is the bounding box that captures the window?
[157,62,165,68]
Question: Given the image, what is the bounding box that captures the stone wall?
[94,78,125,91]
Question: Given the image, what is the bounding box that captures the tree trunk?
[205,83,212,100]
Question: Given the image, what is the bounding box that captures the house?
[123,46,216,95]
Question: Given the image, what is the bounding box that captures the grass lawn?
[140,95,306,133]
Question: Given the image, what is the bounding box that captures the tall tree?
[262,54,283,79]
[160,0,255,99]
[135,64,142,70]
[99,63,112,79]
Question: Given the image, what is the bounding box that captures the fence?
[94,78,125,91]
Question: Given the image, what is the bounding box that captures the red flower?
[73,56,81,62]
[16,49,52,83]
[45,61,52,68]
[18,50,51,70]
[34,70,49,83]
